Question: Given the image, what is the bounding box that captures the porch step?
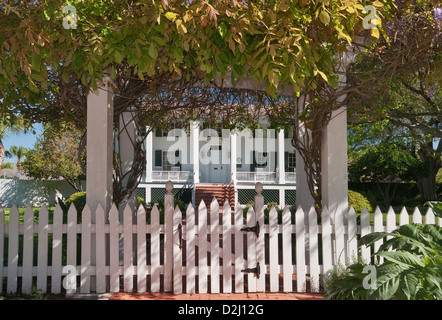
[194,184,235,209]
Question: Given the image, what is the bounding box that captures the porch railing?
[236,171,276,183]
[285,171,296,182]
[150,171,191,182]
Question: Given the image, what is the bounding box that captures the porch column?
[230,131,237,184]
[86,75,114,214]
[190,121,200,184]
[145,126,153,183]
[278,129,285,184]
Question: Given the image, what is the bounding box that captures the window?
[155,150,181,171]
[285,152,295,172]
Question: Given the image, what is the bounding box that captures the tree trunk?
[0,139,5,177]
[416,140,440,201]
[416,175,437,201]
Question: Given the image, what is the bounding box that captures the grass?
[1,206,56,224]
[1,204,439,226]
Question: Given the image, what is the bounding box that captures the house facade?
[138,120,297,207]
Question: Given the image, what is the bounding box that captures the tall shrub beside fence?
[0,183,440,295]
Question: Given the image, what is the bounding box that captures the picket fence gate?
[0,185,440,295]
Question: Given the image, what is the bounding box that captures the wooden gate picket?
[234,202,244,293]
[185,203,196,294]
[198,200,208,294]
[210,198,220,294]
[222,201,232,293]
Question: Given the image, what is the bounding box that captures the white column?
[230,131,237,184]
[278,129,285,184]
[86,73,114,293]
[86,75,114,215]
[145,126,153,182]
[321,53,351,216]
[321,107,348,216]
[190,121,200,183]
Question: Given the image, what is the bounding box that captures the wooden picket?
[0,188,440,296]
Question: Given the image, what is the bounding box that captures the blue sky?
[2,123,43,163]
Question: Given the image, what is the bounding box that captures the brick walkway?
[109,292,324,300]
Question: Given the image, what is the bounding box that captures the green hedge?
[348,182,442,209]
[61,192,145,214]
[348,190,373,213]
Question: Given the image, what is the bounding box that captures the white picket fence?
[0,189,440,295]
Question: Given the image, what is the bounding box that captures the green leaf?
[360,231,390,247]
[43,10,51,21]
[28,78,39,93]
[319,11,330,26]
[369,263,404,300]
[376,251,425,269]
[148,42,158,59]
[110,65,116,80]
[400,271,421,300]
[218,22,227,38]
[114,50,124,63]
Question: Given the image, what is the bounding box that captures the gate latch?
[240,221,260,237]
[241,262,260,278]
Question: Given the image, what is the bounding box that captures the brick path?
[109,292,324,300]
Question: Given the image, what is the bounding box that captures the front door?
[209,163,226,183]
[208,145,228,183]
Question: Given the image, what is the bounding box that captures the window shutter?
[155,150,162,167]
[251,151,256,172]
[284,152,289,172]
[175,150,182,170]
[274,151,278,172]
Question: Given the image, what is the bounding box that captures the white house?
[138,119,298,208]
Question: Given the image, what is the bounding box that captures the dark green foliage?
[348,190,373,213]
[324,223,442,300]
[62,192,145,215]
[64,192,87,214]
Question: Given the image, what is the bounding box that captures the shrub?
[62,192,145,214]
[64,191,87,213]
[348,190,373,213]
[324,223,442,300]
[425,201,442,218]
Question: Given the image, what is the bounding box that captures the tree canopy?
[23,124,85,192]
[347,1,441,202]
[7,1,439,208]
[0,0,394,116]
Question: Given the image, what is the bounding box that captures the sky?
[2,123,43,163]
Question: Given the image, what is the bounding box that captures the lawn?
[1,204,439,226]
[1,206,56,224]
